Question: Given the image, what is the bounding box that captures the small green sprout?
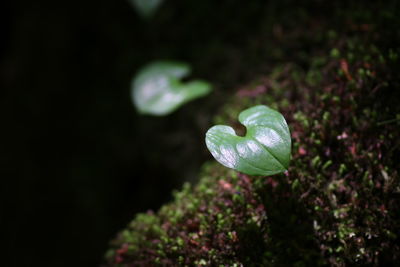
[131,61,212,116]
[205,105,291,176]
[130,0,164,18]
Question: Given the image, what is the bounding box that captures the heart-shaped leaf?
[132,61,212,116]
[130,0,164,18]
[206,105,291,176]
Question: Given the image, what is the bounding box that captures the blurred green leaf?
[132,61,212,116]
[206,105,291,176]
[130,0,164,18]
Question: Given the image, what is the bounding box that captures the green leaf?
[205,105,291,176]
[132,61,212,116]
[130,0,164,18]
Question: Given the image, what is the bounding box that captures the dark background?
[1,0,281,266]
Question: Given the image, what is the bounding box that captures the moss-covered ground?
[105,1,400,266]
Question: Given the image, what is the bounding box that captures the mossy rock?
[105,3,400,266]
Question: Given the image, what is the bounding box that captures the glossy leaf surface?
[206,105,291,176]
[132,61,212,116]
[130,0,164,18]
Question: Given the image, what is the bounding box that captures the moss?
[106,162,272,266]
[105,2,400,266]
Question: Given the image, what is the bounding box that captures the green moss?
[105,2,400,266]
